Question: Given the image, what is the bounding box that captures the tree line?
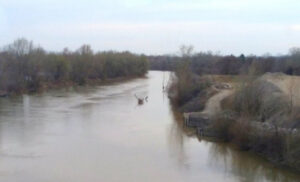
[0,39,148,94]
[148,48,300,76]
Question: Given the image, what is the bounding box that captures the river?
[0,71,299,182]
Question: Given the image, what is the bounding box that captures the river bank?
[0,39,149,96]
[0,75,146,97]
[168,72,300,172]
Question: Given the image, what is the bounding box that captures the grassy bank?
[0,39,148,95]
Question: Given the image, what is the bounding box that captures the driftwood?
[134,94,148,105]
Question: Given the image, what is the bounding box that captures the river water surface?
[0,71,299,182]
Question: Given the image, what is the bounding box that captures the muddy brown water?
[0,71,299,182]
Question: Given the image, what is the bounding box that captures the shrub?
[229,119,252,150]
[231,78,289,123]
[285,134,300,170]
[210,111,237,141]
[250,129,286,162]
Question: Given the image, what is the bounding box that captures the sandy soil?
[185,72,300,119]
[262,73,300,106]
[185,81,234,119]
[201,88,233,116]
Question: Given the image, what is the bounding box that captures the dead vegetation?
[211,73,300,170]
[167,45,300,171]
[0,38,149,94]
[171,66,300,171]
[168,60,212,112]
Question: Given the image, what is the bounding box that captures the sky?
[0,0,300,55]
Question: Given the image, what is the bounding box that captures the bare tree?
[180,45,194,58]
[77,44,93,55]
[4,38,33,56]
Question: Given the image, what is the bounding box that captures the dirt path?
[184,82,234,121]
[200,73,300,117]
[201,89,233,116]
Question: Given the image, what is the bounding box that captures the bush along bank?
[0,39,148,95]
[167,46,300,171]
[170,70,300,171]
[213,76,300,171]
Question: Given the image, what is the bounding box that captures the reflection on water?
[208,143,300,182]
[168,117,187,169]
[0,71,299,182]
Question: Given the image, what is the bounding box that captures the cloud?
[290,25,300,31]
[1,0,300,54]
[11,20,292,55]
[0,7,8,35]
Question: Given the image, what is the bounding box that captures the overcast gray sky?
[1,0,300,55]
